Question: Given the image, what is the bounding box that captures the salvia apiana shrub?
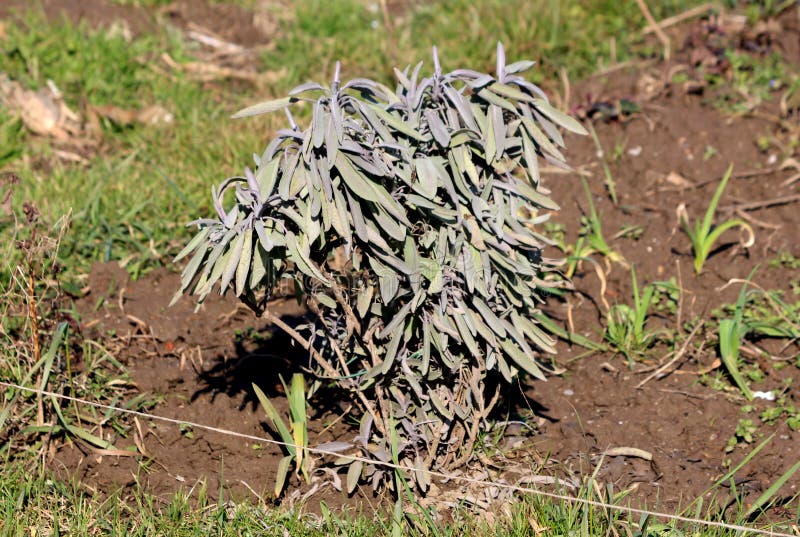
[174,43,586,494]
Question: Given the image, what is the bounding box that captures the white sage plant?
[174,44,586,494]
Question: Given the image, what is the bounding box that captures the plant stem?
[263,310,386,435]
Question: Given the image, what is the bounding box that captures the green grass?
[1,456,795,536]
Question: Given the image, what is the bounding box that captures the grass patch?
[1,458,794,536]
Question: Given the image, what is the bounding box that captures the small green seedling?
[253,374,309,497]
[587,123,618,205]
[718,272,756,401]
[561,177,626,279]
[679,165,754,274]
[604,266,675,363]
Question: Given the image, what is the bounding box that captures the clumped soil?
[11,0,799,518]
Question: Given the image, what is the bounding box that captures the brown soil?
[0,0,156,35]
[160,0,273,47]
[64,262,372,510]
[10,0,799,519]
[0,0,271,46]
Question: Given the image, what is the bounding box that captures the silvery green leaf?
[315,293,336,309]
[462,216,486,250]
[496,179,559,211]
[381,325,403,374]
[289,82,325,96]
[325,114,339,168]
[393,67,411,90]
[232,97,294,119]
[202,247,231,297]
[496,352,515,382]
[348,153,385,178]
[453,310,482,359]
[413,157,440,200]
[235,228,253,296]
[466,73,496,89]
[467,307,497,347]
[178,245,208,293]
[521,130,541,186]
[289,161,308,197]
[496,42,506,77]
[503,60,536,74]
[254,219,274,251]
[521,116,565,162]
[512,312,556,354]
[341,77,379,91]
[344,189,369,243]
[491,104,506,162]
[174,227,210,263]
[330,94,344,141]
[357,103,395,144]
[249,243,268,288]
[484,105,497,165]
[476,88,516,113]
[356,285,374,318]
[379,272,400,305]
[314,156,333,201]
[533,110,565,148]
[379,299,413,338]
[279,207,305,232]
[374,249,413,276]
[316,441,352,453]
[472,297,507,338]
[201,228,234,278]
[427,267,443,294]
[312,102,326,148]
[256,157,281,202]
[285,231,330,284]
[428,389,453,420]
[532,98,588,135]
[365,103,426,141]
[220,231,246,293]
[274,455,292,497]
[445,68,484,80]
[500,338,545,380]
[448,151,474,199]
[424,109,450,147]
[332,188,352,245]
[335,153,378,201]
[365,221,392,251]
[401,356,425,400]
[508,76,549,101]
[421,325,431,375]
[346,460,363,495]
[489,82,535,103]
[373,207,406,242]
[443,85,478,131]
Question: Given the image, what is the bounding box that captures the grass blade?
[533,312,605,352]
[252,383,295,456]
[745,459,800,518]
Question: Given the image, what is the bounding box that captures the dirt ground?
[6,0,800,518]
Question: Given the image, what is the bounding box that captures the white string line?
[1,380,797,537]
